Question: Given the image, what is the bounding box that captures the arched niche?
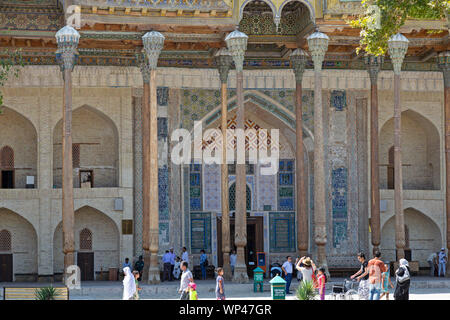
[381,207,442,267]
[53,206,120,276]
[0,207,38,281]
[0,107,38,188]
[379,110,440,190]
[52,105,119,188]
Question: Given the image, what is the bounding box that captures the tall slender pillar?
[138,52,151,281]
[290,49,309,257]
[142,31,165,284]
[55,26,79,283]
[365,55,384,255]
[226,27,249,283]
[438,51,450,269]
[307,30,329,271]
[388,34,409,260]
[215,48,233,280]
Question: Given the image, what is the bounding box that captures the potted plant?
[296,281,317,300]
[35,286,57,300]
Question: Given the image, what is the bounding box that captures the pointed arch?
[229,182,252,211]
[278,0,315,21]
[52,105,119,188]
[379,109,440,190]
[239,0,277,22]
[53,205,120,275]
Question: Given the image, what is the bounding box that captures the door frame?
[0,253,13,282]
[77,252,94,281]
[216,216,264,276]
[0,170,15,189]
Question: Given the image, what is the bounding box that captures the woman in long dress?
[123,266,137,300]
[394,258,411,300]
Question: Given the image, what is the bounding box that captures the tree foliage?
[0,50,24,111]
[349,0,449,56]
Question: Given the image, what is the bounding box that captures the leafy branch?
[349,0,449,56]
[0,49,24,112]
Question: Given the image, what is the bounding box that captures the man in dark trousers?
[282,256,293,294]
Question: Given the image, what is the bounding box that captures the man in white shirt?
[282,256,293,294]
[179,261,193,300]
[181,247,189,263]
[230,250,237,276]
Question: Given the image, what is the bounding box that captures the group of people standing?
[351,251,411,300]
[427,248,448,277]
[281,255,327,300]
[162,247,189,282]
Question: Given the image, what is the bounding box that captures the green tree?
[0,50,24,112]
[349,0,449,56]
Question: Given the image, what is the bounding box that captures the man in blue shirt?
[169,248,176,281]
[282,256,293,294]
[162,250,172,282]
[122,258,132,269]
[199,250,208,280]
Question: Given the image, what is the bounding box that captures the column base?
[142,251,151,281]
[148,267,161,284]
[232,264,249,283]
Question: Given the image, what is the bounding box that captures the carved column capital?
[215,48,233,84]
[438,51,450,88]
[137,51,151,83]
[290,48,308,83]
[364,54,384,85]
[56,48,78,74]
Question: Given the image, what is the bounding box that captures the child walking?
[216,267,226,300]
[317,266,327,300]
[380,263,394,300]
[132,270,142,300]
[188,282,198,300]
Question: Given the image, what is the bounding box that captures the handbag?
[397,266,410,284]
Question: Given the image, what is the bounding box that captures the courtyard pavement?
[1,276,449,300]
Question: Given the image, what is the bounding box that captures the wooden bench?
[3,287,69,300]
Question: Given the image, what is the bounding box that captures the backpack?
[204,258,208,266]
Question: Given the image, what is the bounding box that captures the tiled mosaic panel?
[158,165,169,220]
[269,212,296,252]
[190,212,211,254]
[133,98,143,256]
[332,167,348,247]
[331,90,347,111]
[159,221,170,245]
[239,8,307,35]
[257,172,276,211]
[190,163,202,211]
[157,117,168,139]
[181,89,236,130]
[203,164,221,211]
[262,89,314,131]
[278,159,295,211]
[157,87,169,106]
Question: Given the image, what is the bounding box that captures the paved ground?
[2,276,449,300]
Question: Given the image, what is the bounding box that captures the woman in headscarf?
[122,266,137,300]
[394,258,411,300]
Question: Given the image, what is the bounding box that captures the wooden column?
[393,72,405,260]
[62,67,75,282]
[307,30,329,272]
[365,55,383,254]
[290,49,308,257]
[139,54,151,281]
[216,49,233,280]
[56,26,79,283]
[438,52,450,268]
[148,68,160,283]
[233,69,249,283]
